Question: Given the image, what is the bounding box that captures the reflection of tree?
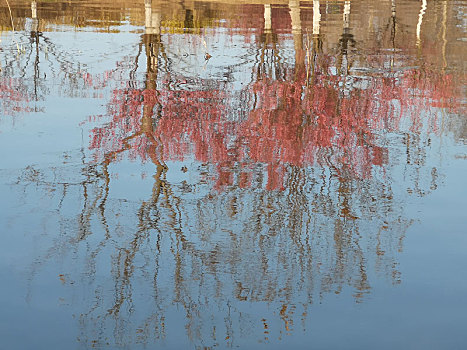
[0,1,121,117]
[0,2,40,114]
[82,5,458,346]
[11,1,465,349]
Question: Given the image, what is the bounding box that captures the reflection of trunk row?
[2,0,453,109]
[19,0,431,54]
[0,0,453,60]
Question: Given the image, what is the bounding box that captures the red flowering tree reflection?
[0,77,32,115]
[89,41,459,192]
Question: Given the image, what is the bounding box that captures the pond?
[0,0,466,349]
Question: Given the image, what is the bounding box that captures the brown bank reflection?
[8,0,466,348]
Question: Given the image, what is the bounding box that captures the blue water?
[1,0,466,349]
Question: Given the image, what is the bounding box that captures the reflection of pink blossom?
[89,58,460,191]
[0,78,31,114]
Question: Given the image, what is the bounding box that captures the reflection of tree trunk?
[100,1,165,174]
[389,0,396,69]
[313,0,320,36]
[305,0,322,85]
[31,0,37,20]
[390,0,396,47]
[256,4,280,80]
[144,0,161,86]
[145,0,161,36]
[391,2,396,46]
[143,0,165,170]
[337,1,354,77]
[289,0,304,74]
[416,0,427,48]
[261,4,275,47]
[264,4,271,33]
[31,1,40,100]
[441,0,447,70]
[107,0,168,321]
[312,0,322,51]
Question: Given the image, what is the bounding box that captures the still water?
[0,0,466,349]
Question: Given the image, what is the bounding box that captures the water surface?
[1,0,466,349]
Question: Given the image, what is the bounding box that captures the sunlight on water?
[0,1,466,349]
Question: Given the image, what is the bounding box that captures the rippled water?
[1,0,466,349]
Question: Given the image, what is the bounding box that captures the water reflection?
[1,0,466,348]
